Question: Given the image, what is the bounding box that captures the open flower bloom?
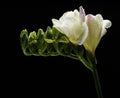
[83,14,112,54]
[52,7,88,45]
[52,6,112,55]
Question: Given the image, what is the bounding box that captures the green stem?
[78,56,93,72]
[92,64,103,98]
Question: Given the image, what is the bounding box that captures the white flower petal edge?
[77,22,88,45]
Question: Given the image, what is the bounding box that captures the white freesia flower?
[52,6,112,55]
[52,7,88,45]
[83,14,112,54]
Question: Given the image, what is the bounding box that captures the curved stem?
[92,64,103,98]
[78,56,93,72]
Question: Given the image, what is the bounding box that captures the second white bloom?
[52,8,88,45]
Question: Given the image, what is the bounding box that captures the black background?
[1,0,119,97]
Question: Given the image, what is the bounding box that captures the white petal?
[84,14,102,53]
[52,19,59,25]
[52,19,65,34]
[103,20,112,28]
[77,22,88,45]
[86,14,101,34]
[63,10,79,21]
[95,14,103,28]
[101,20,112,36]
[79,6,86,21]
